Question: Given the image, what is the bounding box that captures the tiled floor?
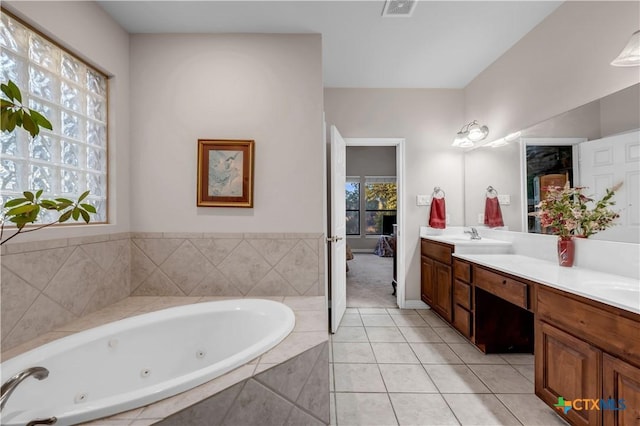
[329,307,568,426]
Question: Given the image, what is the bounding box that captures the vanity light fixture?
[452,120,489,147]
[611,30,640,67]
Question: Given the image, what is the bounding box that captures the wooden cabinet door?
[535,320,602,426]
[421,256,435,305]
[434,261,452,322]
[603,354,640,426]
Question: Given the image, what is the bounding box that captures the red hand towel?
[429,197,446,229]
[484,196,504,228]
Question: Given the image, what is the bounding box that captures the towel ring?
[486,186,499,198]
[432,186,446,198]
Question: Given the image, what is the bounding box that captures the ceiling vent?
[382,0,417,17]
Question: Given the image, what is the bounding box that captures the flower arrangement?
[536,182,621,238]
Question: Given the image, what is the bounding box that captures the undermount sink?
[578,281,640,302]
[423,234,513,254]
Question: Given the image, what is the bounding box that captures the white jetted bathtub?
[1,299,295,426]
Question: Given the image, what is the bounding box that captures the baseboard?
[351,249,375,253]
[404,300,431,310]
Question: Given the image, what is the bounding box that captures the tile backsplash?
[1,232,325,350]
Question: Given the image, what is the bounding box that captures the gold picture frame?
[197,139,254,208]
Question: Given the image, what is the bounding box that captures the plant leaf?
[59,210,72,223]
[29,109,53,130]
[6,204,37,216]
[4,198,28,208]
[23,191,34,202]
[7,80,22,103]
[55,198,74,204]
[80,203,97,213]
[40,200,58,209]
[1,83,14,101]
[80,209,90,223]
[78,190,90,202]
[21,111,38,137]
[35,189,43,199]
[6,110,18,132]
[72,207,80,221]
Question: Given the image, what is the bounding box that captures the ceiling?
[98,1,562,89]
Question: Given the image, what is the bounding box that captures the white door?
[579,131,640,243]
[330,125,347,333]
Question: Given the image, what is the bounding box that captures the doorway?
[345,145,397,308]
[344,138,406,309]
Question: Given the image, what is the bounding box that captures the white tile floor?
[329,308,568,426]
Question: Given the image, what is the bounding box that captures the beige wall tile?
[43,247,103,316]
[3,295,76,349]
[132,238,183,265]
[1,246,74,290]
[159,240,214,294]
[1,267,40,341]
[190,238,242,266]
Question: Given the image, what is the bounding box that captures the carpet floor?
[346,253,397,308]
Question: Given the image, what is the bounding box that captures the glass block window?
[0,13,108,223]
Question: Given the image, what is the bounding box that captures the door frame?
[519,137,584,232]
[344,137,407,308]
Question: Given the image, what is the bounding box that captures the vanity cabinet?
[452,259,472,339]
[420,239,453,322]
[536,285,640,426]
[535,320,601,426]
[603,354,640,426]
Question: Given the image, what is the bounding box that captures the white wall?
[3,1,131,240]
[325,88,465,300]
[129,34,324,233]
[465,1,640,143]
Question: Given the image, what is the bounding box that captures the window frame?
[345,176,361,236]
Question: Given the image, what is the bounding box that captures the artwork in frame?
[197,139,255,207]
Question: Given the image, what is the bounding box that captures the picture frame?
[197,139,255,208]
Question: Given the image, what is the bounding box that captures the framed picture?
[197,139,255,207]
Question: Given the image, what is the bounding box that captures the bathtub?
[1,299,295,426]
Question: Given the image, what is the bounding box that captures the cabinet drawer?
[421,239,452,264]
[453,305,472,339]
[537,286,640,367]
[454,279,471,310]
[474,266,528,309]
[453,259,471,283]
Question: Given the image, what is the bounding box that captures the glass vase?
[557,236,575,267]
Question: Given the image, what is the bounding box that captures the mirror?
[464,83,640,243]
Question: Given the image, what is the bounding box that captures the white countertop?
[454,253,640,315]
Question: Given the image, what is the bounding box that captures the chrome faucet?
[465,227,482,240]
[0,367,49,411]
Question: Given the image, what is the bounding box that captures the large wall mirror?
[464,83,640,243]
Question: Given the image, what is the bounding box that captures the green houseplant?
[1,80,96,245]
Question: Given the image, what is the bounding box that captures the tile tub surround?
[0,232,324,351]
[130,233,325,298]
[1,296,329,425]
[1,233,131,350]
[329,307,568,426]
